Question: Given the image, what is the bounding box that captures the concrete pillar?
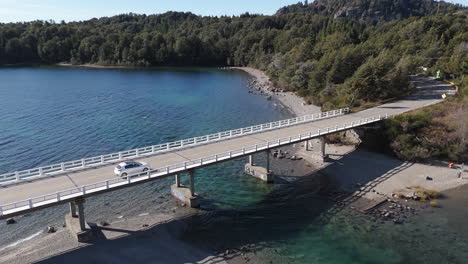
[266,151,270,172]
[189,170,195,197]
[244,151,273,183]
[305,140,309,151]
[175,174,181,187]
[320,136,326,159]
[249,155,254,166]
[69,201,77,218]
[170,170,200,208]
[75,199,86,232]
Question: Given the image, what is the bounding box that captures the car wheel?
[143,168,149,172]
[121,173,128,177]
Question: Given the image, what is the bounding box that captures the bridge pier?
[175,174,181,187]
[304,137,328,162]
[245,151,273,183]
[320,136,328,161]
[65,199,93,242]
[171,170,200,208]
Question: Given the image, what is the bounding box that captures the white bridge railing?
[0,108,349,186]
[0,113,390,217]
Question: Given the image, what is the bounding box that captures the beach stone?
[142,224,149,228]
[99,221,110,227]
[6,218,16,225]
[47,226,56,233]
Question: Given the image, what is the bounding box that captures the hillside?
[276,0,465,22]
[0,0,467,162]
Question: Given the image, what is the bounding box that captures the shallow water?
[1,67,468,264]
[0,66,290,247]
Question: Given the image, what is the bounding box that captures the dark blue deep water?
[1,67,468,264]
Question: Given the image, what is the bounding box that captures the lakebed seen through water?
[0,67,468,263]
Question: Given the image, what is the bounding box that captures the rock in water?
[47,226,56,233]
[99,221,110,227]
[6,218,16,225]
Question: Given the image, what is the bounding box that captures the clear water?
[1,67,468,264]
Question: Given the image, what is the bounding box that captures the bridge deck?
[0,76,454,214]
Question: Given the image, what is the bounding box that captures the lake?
[1,67,468,264]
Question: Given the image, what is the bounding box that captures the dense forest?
[0,0,467,161]
[0,0,466,108]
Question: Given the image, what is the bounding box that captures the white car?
[114,161,150,177]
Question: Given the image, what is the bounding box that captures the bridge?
[0,76,454,241]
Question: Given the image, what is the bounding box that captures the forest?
[0,0,466,108]
[0,0,467,161]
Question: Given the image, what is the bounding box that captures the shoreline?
[56,63,137,69]
[229,67,322,116]
[2,66,468,263]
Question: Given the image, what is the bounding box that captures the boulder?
[6,218,16,225]
[47,226,56,233]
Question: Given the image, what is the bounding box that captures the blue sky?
[0,0,466,23]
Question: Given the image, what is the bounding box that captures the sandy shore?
[0,212,229,264]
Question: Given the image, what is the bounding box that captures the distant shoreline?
[56,63,136,69]
[228,67,322,117]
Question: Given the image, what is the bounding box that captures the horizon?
[0,0,467,23]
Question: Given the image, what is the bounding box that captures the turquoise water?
[1,67,468,264]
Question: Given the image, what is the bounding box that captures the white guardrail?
[0,108,349,185]
[0,113,390,217]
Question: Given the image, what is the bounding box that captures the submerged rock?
[6,218,16,225]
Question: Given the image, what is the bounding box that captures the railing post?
[119,152,123,160]
[255,144,258,151]
[218,133,221,139]
[152,146,155,153]
[181,141,184,147]
[28,199,33,209]
[100,156,104,164]
[61,163,65,171]
[242,148,246,154]
[106,180,110,189]
[229,151,232,158]
[127,176,131,184]
[289,136,292,143]
[15,171,20,181]
[215,155,218,162]
[136,149,140,157]
[39,167,43,176]
[56,192,60,201]
[82,186,86,194]
[166,167,170,174]
[0,206,3,216]
[81,159,85,167]
[230,131,233,137]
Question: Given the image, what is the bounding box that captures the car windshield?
[116,165,122,169]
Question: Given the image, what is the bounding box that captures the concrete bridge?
[0,76,454,241]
